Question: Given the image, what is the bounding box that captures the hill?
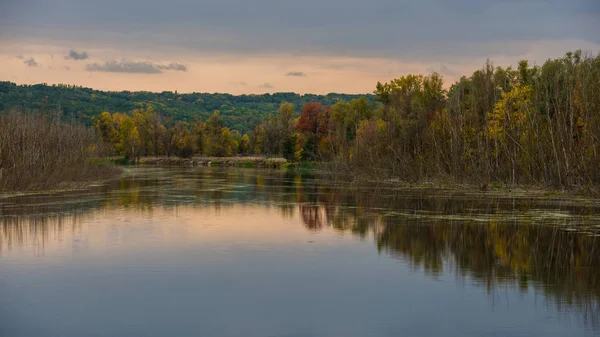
[0,81,372,133]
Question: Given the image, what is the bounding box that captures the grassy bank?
[133,156,288,168]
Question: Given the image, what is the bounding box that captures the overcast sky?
[1,0,598,94]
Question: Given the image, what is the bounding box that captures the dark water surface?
[1,167,600,337]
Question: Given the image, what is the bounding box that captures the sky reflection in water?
[1,167,599,337]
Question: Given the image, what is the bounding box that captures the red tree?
[297,102,331,139]
[297,102,325,135]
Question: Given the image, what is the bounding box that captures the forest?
[90,50,600,190]
[0,81,368,134]
[1,50,600,192]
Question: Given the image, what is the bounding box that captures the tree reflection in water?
[1,167,599,328]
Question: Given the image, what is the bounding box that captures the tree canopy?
[0,81,372,134]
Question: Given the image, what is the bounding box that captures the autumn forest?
[1,50,600,192]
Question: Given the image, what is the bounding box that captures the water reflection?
[1,167,600,333]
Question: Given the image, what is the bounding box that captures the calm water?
[1,167,600,337]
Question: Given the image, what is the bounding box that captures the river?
[1,167,599,337]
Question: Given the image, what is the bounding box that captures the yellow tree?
[252,124,266,155]
[160,121,189,157]
[487,85,534,183]
[115,114,142,160]
[133,107,164,156]
[239,134,250,154]
[94,112,118,153]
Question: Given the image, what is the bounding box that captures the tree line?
[96,50,600,190]
[280,50,600,190]
[0,81,368,134]
[341,50,600,189]
[3,49,599,190]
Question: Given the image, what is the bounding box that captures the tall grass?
[0,110,120,192]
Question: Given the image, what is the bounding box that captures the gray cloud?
[86,60,161,73]
[286,71,307,77]
[16,55,23,59]
[1,0,598,62]
[66,49,89,60]
[260,83,274,89]
[85,60,187,74]
[156,63,187,71]
[24,57,38,67]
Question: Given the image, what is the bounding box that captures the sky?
[0,0,598,94]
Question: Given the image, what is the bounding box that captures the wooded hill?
[0,81,371,133]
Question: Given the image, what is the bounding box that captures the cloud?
[24,57,38,67]
[286,71,307,77]
[2,0,598,96]
[66,49,89,60]
[1,0,597,63]
[16,55,23,59]
[86,61,161,73]
[156,63,187,71]
[85,60,187,74]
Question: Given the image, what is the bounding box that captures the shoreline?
[106,156,289,168]
[3,162,599,202]
[136,156,288,168]
[0,166,124,200]
[351,177,600,202]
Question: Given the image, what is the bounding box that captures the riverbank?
[318,159,599,198]
[114,157,600,197]
[356,176,600,200]
[3,163,598,202]
[0,164,123,199]
[105,156,289,168]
